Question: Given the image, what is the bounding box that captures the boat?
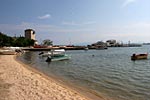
[46,54,71,62]
[39,49,66,57]
[131,53,148,60]
[84,47,89,51]
[0,49,16,55]
[39,49,71,62]
[96,46,108,50]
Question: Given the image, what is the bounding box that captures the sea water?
[18,45,150,100]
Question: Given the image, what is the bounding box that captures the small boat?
[39,49,66,57]
[131,53,148,60]
[46,54,71,62]
[39,49,70,62]
[84,47,89,51]
[0,50,16,55]
[96,46,108,50]
[0,47,23,55]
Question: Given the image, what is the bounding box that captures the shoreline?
[16,55,110,100]
[0,55,110,100]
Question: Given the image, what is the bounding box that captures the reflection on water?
[18,45,150,100]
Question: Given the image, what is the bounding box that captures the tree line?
[0,32,35,47]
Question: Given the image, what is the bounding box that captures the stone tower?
[24,29,35,40]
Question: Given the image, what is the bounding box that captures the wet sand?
[0,55,109,100]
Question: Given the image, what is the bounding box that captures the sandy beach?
[0,55,109,100]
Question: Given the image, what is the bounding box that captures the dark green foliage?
[0,32,13,46]
[42,39,53,46]
[0,32,35,47]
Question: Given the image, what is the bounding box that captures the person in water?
[46,56,52,62]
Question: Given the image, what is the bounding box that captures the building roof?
[25,29,35,32]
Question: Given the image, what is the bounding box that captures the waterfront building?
[106,40,117,47]
[92,41,106,47]
[25,29,36,40]
[24,29,38,45]
[87,41,107,49]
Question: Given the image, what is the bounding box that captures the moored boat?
[96,46,108,50]
[131,53,148,60]
[39,49,66,57]
[0,50,16,55]
[39,49,71,62]
[46,54,71,62]
[84,47,89,51]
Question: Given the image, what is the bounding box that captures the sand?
[0,55,108,100]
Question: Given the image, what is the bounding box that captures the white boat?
[0,50,16,55]
[46,54,71,62]
[84,47,89,51]
[39,49,66,57]
[39,49,71,62]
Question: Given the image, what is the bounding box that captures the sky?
[0,0,150,45]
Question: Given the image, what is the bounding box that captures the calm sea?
[18,45,150,100]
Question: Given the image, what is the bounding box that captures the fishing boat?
[131,53,148,60]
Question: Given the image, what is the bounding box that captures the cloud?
[62,21,79,26]
[122,0,137,7]
[38,14,51,19]
[62,21,96,26]
[83,21,96,25]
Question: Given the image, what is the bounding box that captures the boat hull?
[39,49,71,62]
[131,54,148,60]
[51,55,71,61]
[45,55,71,62]
[0,50,16,55]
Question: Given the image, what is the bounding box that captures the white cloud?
[62,21,96,26]
[62,21,79,26]
[122,0,137,7]
[38,14,51,19]
[83,21,96,25]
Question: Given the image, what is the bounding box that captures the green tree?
[13,37,35,47]
[0,32,35,47]
[0,32,13,47]
[42,39,53,46]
